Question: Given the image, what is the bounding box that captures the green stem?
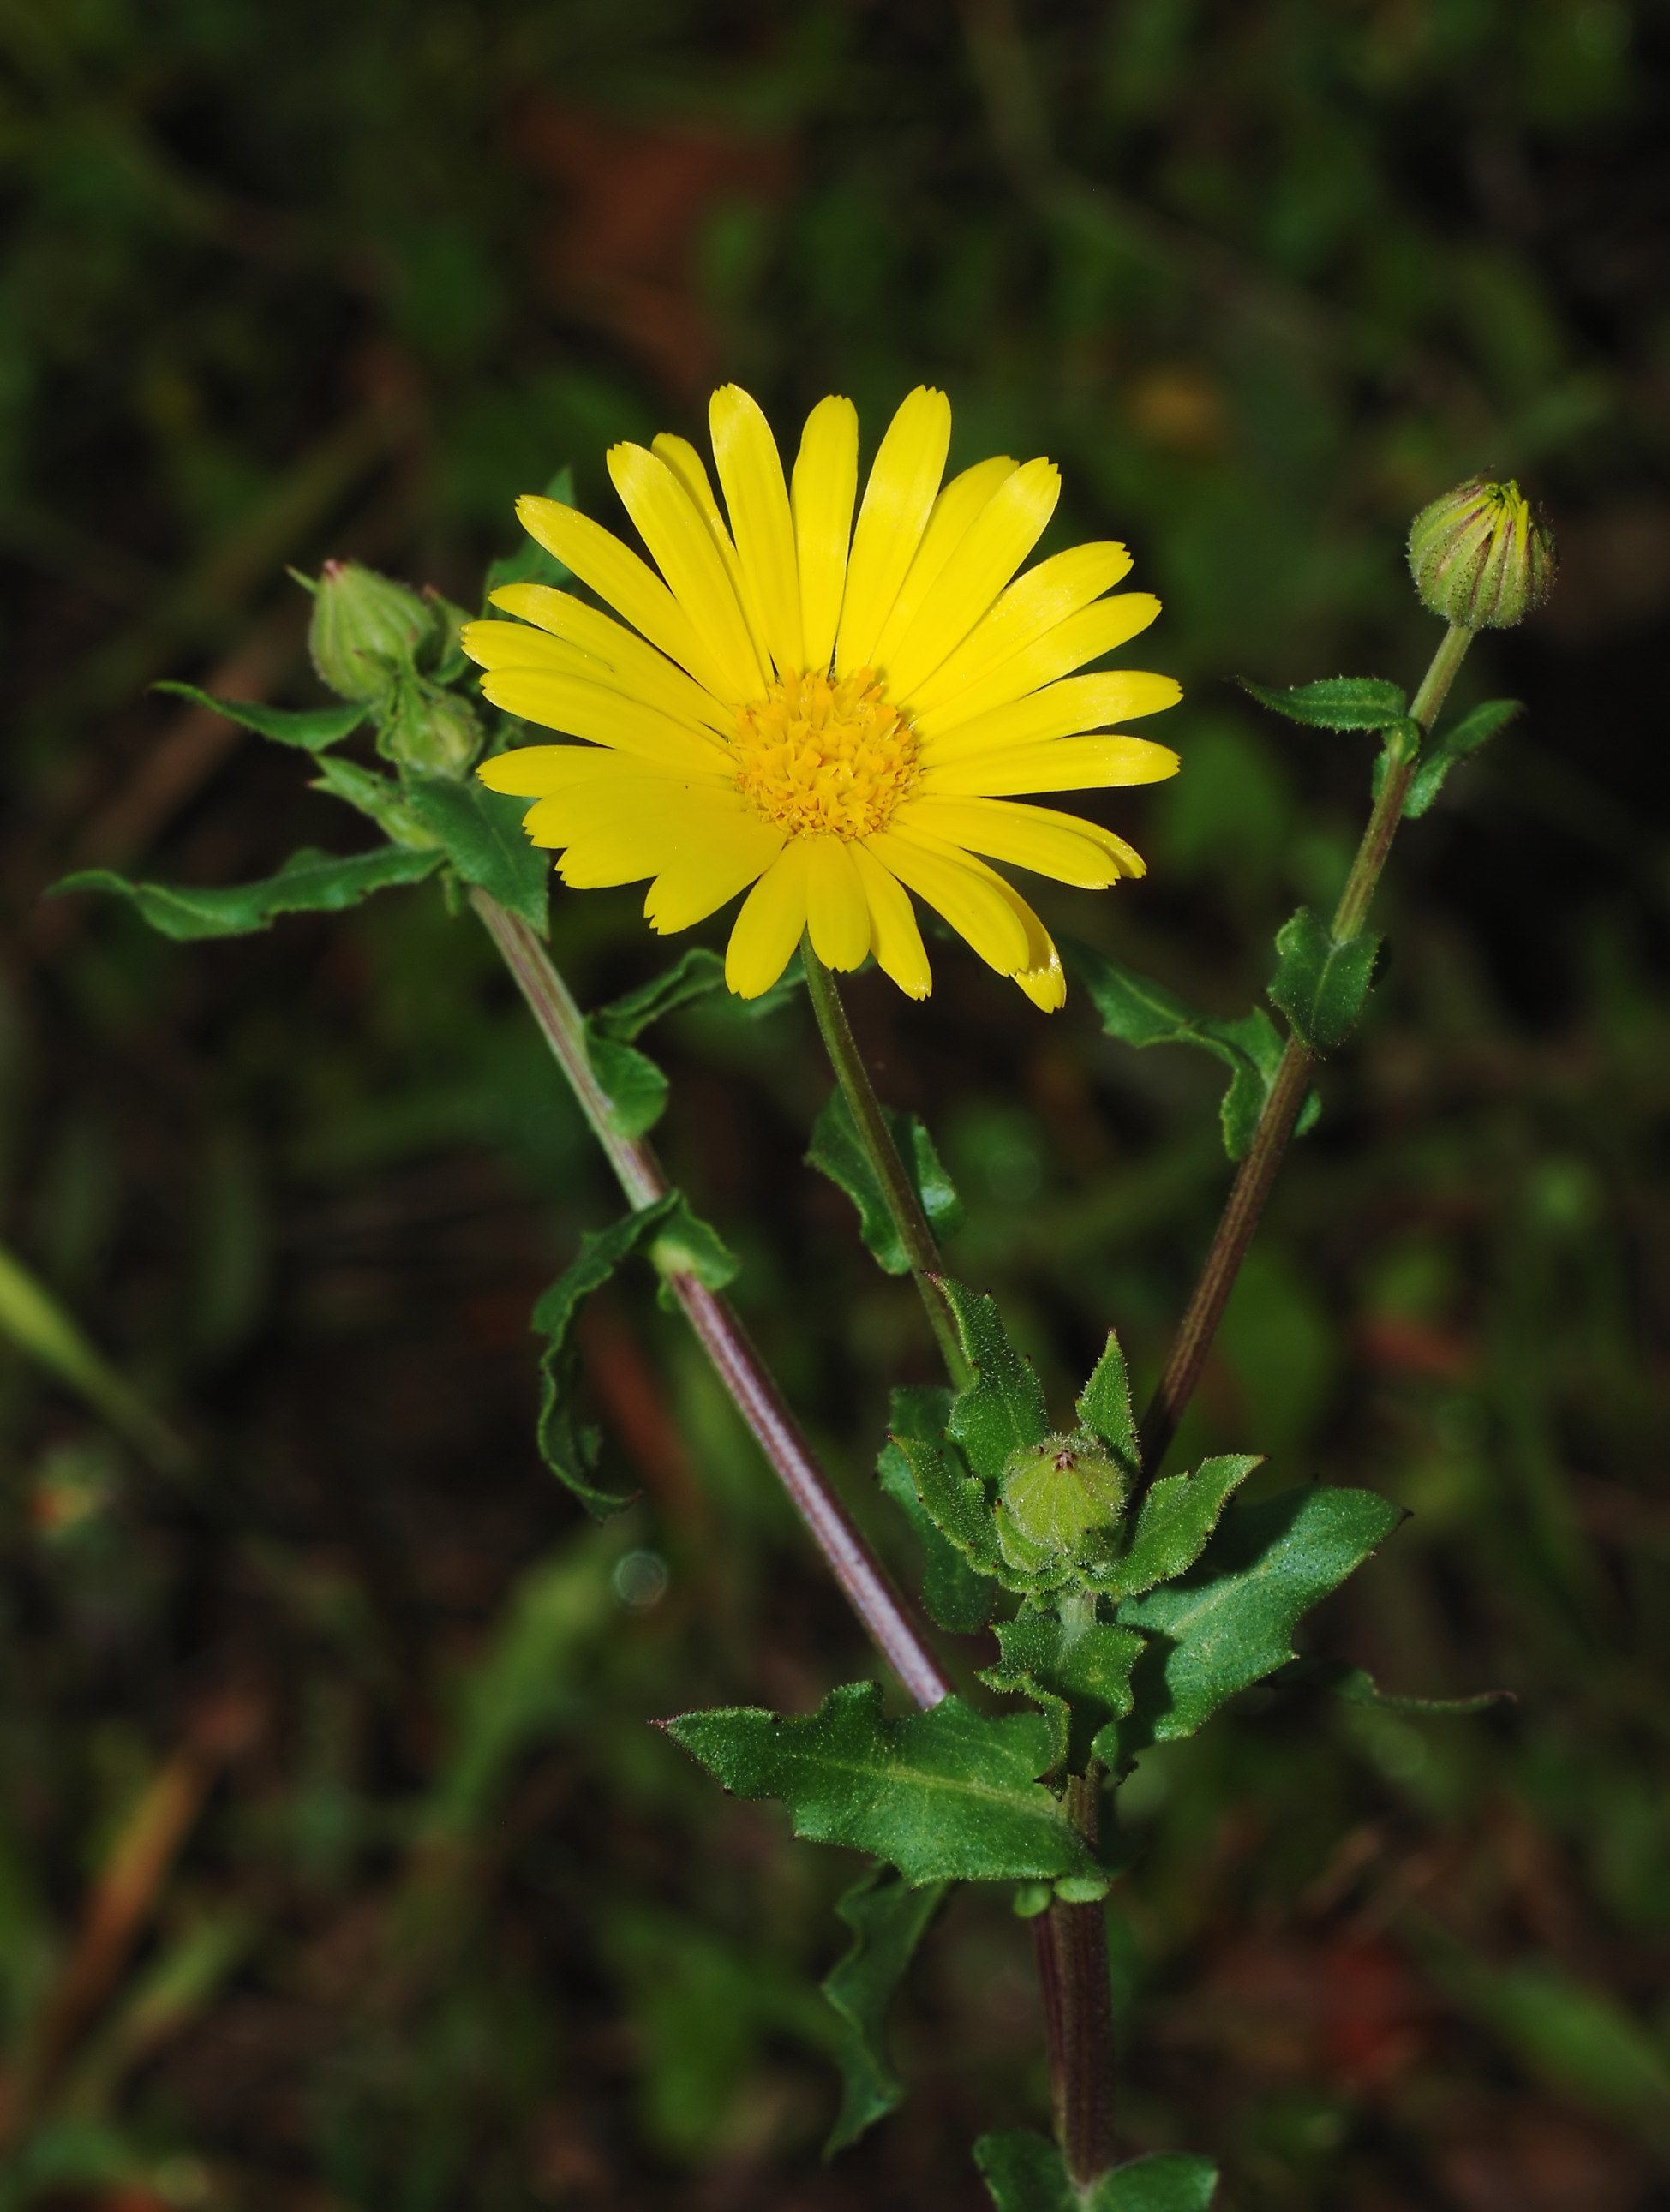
[1138,622,1474,1474]
[801,939,973,1390]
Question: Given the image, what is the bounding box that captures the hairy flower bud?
[379,671,482,780]
[996,1430,1128,1571]
[309,560,438,701]
[1407,477,1556,630]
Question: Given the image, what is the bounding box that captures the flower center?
[731,668,919,840]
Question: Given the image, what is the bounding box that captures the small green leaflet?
[1268,906,1381,1055]
[53,846,444,941]
[581,948,730,1139]
[531,1193,739,1517]
[1065,938,1299,1161]
[1281,1658,1512,1716]
[980,1611,1146,1774]
[1109,1485,1404,1766]
[943,1281,1048,1482]
[483,464,577,602]
[1102,1455,1260,1601]
[975,2131,1218,2212]
[1403,697,1522,818]
[821,1863,949,2154]
[876,1386,996,1634]
[662,1682,1104,1886]
[1236,673,1409,731]
[310,756,438,848]
[1075,1331,1141,1477]
[403,774,549,933]
[808,1091,964,1276]
[152,679,368,751]
[889,1427,1008,1585]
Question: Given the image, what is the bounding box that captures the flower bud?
[309,560,438,701]
[378,670,482,780]
[997,1430,1128,1569]
[1407,477,1556,630]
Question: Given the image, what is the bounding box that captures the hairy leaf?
[590,947,729,1042]
[531,1193,739,1516]
[310,756,438,847]
[889,1430,1006,1584]
[1403,696,1523,818]
[402,773,549,932]
[1101,1456,1261,1601]
[808,1090,963,1276]
[1066,938,1292,1160]
[584,1036,669,1141]
[980,1611,1146,1773]
[822,1864,949,2154]
[976,2131,1218,2211]
[1237,673,1409,730]
[152,679,368,751]
[1293,1659,1512,1715]
[1075,1331,1141,1475]
[54,845,444,941]
[943,1282,1049,1481]
[1268,906,1381,1055]
[663,1683,1103,1886]
[1109,1486,1404,1763]
[877,1387,996,1634]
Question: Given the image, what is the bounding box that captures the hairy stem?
[801,941,973,1390]
[1049,1771,1116,2185]
[471,889,953,1711]
[1139,621,1474,1473]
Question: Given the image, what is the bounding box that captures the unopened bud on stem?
[309,560,437,701]
[1407,477,1556,630]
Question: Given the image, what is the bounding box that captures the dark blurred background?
[3,2,1669,2206]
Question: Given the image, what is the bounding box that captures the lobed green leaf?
[821,1863,949,2154]
[976,2131,1218,2212]
[1075,1331,1141,1476]
[1101,1455,1261,1602]
[1236,673,1408,731]
[1292,1659,1512,1715]
[889,1429,1006,1584]
[808,1091,964,1276]
[52,845,444,941]
[877,1387,996,1634]
[979,1611,1146,1775]
[1268,906,1381,1055]
[579,948,739,1139]
[1403,696,1523,818]
[663,1682,1104,1887]
[402,773,549,933]
[943,1282,1049,1481]
[152,679,368,751]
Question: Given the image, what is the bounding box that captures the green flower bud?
[1407,477,1556,630]
[309,560,438,701]
[378,669,482,780]
[997,1430,1128,1567]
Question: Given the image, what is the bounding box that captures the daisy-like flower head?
[465,386,1181,1007]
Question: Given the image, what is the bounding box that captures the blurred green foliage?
[2,0,1668,2207]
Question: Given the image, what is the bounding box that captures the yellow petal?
[608,442,766,702]
[850,840,931,998]
[835,386,951,678]
[908,541,1134,718]
[536,780,762,888]
[476,666,736,776]
[803,835,871,971]
[653,431,777,679]
[516,494,739,705]
[791,395,859,676]
[922,733,1181,797]
[726,840,812,998]
[911,594,1161,736]
[478,743,639,798]
[862,828,1030,976]
[897,795,1130,886]
[471,602,731,736]
[883,457,1062,703]
[919,671,1182,762]
[867,455,1015,678]
[710,386,804,678]
[948,851,1066,1009]
[643,817,785,932]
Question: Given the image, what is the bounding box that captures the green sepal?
[1107,1486,1405,1767]
[943,1281,1049,1482]
[1268,906,1381,1055]
[52,845,444,941]
[1065,938,1293,1161]
[975,2130,1218,2211]
[401,773,549,933]
[662,1682,1104,1886]
[807,1090,963,1276]
[821,1864,949,2155]
[530,1193,739,1517]
[578,948,732,1140]
[1278,1658,1512,1716]
[310,756,439,848]
[151,679,368,751]
[1099,1455,1261,1602]
[1403,697,1523,818]
[1075,1331,1141,1478]
[483,465,576,602]
[876,1386,996,1634]
[1236,674,1408,731]
[980,1611,1146,1774]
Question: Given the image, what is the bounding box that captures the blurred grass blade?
[0,1240,189,1475]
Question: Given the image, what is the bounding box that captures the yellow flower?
[466,386,1180,1007]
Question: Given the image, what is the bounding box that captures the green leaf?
[889,1428,1006,1584]
[807,1090,964,1276]
[151,679,368,751]
[943,1282,1049,1481]
[584,1036,669,1141]
[1236,674,1408,731]
[590,947,729,1042]
[310,756,439,847]
[402,773,549,932]
[531,1193,739,1517]
[1267,906,1381,1055]
[975,2131,1218,2212]
[483,465,576,601]
[53,845,444,941]
[1403,697,1523,818]
[876,1386,996,1634]
[663,1682,1104,1886]
[1075,1331,1140,1476]
[979,1611,1146,1773]
[1102,1456,1261,1601]
[822,1864,949,2154]
[1065,938,1291,1161]
[1300,1659,1512,1716]
[1110,1486,1404,1763]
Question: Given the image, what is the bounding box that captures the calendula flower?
[465,386,1180,1006]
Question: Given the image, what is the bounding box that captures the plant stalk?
[1044,1770,1116,2185]
[1139,621,1474,1473]
[471,889,953,1713]
[801,941,973,1390]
